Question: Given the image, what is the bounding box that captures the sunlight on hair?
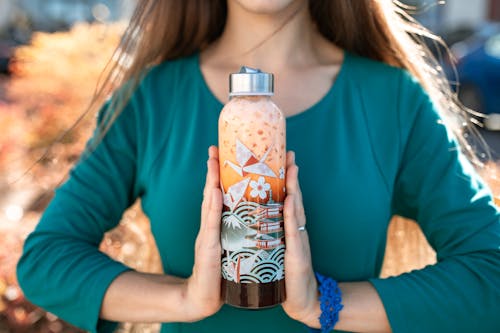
[380,0,491,168]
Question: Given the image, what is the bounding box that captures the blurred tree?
[1,22,160,333]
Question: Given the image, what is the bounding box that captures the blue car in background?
[449,23,500,130]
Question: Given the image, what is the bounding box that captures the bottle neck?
[229,95,272,102]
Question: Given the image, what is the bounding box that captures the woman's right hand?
[183,146,224,321]
[99,147,223,324]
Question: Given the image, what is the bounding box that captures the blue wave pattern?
[221,201,260,228]
[221,246,285,283]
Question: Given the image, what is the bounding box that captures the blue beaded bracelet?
[314,272,343,333]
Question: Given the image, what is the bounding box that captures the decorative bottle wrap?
[219,96,286,285]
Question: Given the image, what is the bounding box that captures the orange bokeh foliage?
[1,23,160,333]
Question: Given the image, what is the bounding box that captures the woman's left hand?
[281,151,320,327]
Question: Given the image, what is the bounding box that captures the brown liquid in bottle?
[219,68,286,309]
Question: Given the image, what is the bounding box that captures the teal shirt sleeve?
[16,92,144,332]
[369,72,500,333]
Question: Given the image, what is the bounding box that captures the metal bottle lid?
[229,66,274,97]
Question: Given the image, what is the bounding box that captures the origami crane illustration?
[222,178,250,211]
[224,139,277,178]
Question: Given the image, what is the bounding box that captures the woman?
[17,1,500,333]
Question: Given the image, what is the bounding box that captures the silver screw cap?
[229,66,274,97]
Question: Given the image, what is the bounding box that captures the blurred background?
[0,1,499,332]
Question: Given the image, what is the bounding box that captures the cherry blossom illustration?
[250,177,271,199]
[224,139,277,178]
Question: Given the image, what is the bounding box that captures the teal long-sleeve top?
[17,52,500,333]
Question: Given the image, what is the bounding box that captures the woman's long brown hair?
[90,0,485,164]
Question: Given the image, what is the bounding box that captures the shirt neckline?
[195,50,350,124]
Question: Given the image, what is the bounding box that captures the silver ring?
[297,225,306,232]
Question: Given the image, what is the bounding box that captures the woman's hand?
[281,151,320,326]
[99,147,223,323]
[280,152,393,332]
[183,146,224,321]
